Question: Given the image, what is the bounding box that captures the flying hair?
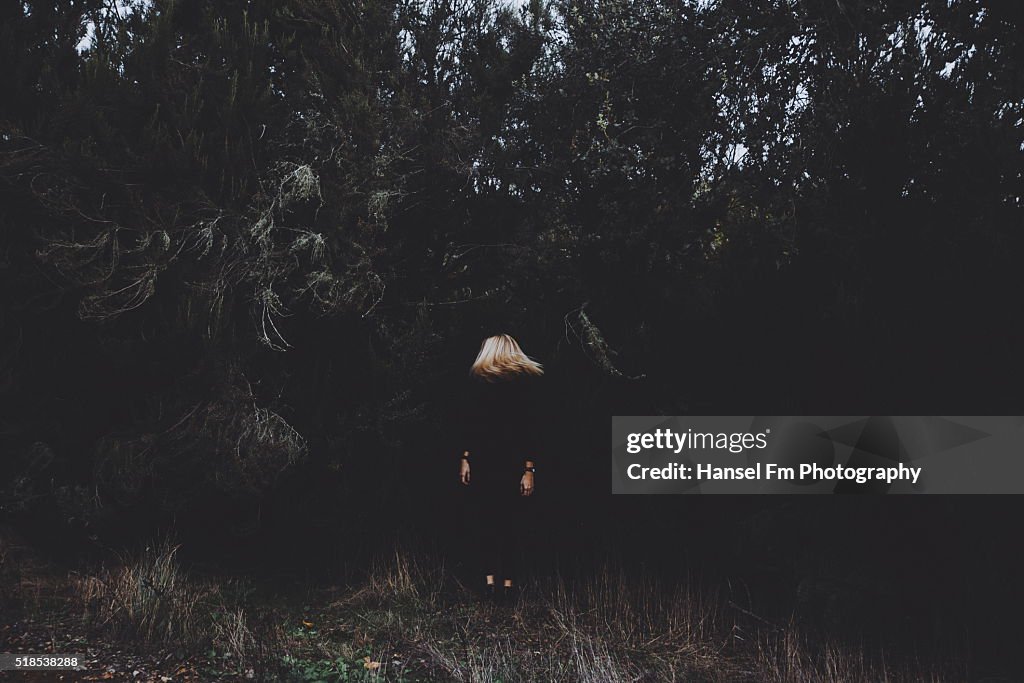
[470,334,544,382]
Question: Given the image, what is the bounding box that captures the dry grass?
[73,538,217,648]
[68,538,286,678]
[5,537,961,682]
[338,552,957,683]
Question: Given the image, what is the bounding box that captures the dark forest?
[1,1,1022,680]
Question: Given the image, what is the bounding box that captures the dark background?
[1,0,1022,676]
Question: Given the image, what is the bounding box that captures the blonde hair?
[470,334,544,382]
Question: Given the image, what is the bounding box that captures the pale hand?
[520,471,534,496]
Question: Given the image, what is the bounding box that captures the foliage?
[0,0,1021,543]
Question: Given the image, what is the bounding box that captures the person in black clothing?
[458,333,544,602]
